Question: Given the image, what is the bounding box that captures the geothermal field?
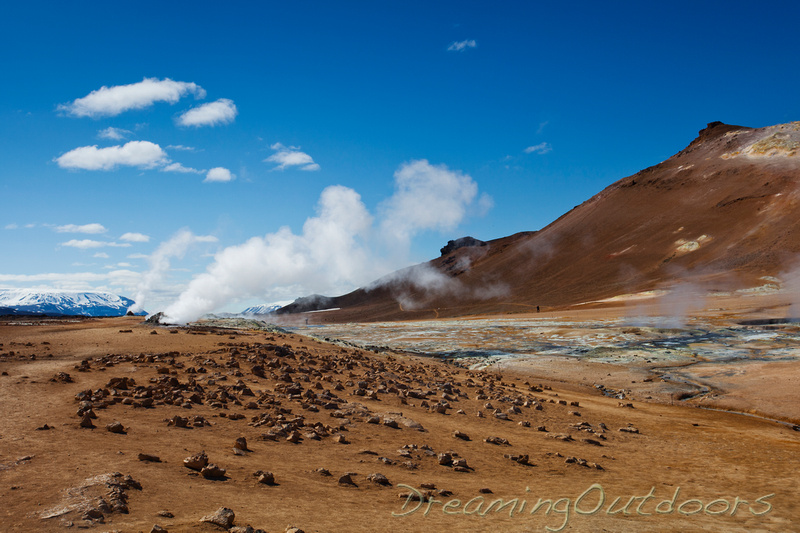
[1,288,799,532]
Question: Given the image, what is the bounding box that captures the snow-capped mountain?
[0,289,144,317]
[241,302,290,315]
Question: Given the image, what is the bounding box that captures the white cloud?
[59,77,206,118]
[162,162,203,174]
[0,270,142,295]
[265,143,320,171]
[177,98,237,127]
[204,167,235,182]
[524,142,552,154]
[162,159,491,323]
[447,39,477,52]
[379,159,481,248]
[94,252,110,259]
[61,239,131,249]
[166,145,196,151]
[5,223,18,230]
[98,127,132,140]
[56,223,107,234]
[120,232,150,243]
[55,140,168,171]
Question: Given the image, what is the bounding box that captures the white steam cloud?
[161,159,490,323]
[129,229,218,314]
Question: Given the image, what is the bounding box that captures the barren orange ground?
[1,315,798,532]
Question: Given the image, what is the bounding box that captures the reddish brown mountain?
[279,121,800,322]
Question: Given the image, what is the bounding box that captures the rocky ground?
[0,316,798,532]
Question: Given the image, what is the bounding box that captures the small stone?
[478,488,493,494]
[338,474,356,486]
[437,453,453,466]
[234,437,248,451]
[150,526,168,533]
[157,510,174,518]
[367,473,391,486]
[484,436,510,445]
[453,430,470,440]
[200,507,235,528]
[79,413,95,428]
[201,463,227,479]
[106,421,126,434]
[184,451,208,471]
[256,471,275,485]
[285,527,305,533]
[315,468,332,476]
[138,453,161,462]
[334,434,349,444]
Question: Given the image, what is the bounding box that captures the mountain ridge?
[277,121,800,323]
[0,289,144,317]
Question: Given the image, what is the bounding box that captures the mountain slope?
[0,289,143,317]
[278,121,800,322]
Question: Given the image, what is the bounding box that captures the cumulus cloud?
[162,159,491,323]
[94,252,110,259]
[59,77,206,118]
[265,143,320,171]
[447,39,477,52]
[120,232,150,243]
[524,142,552,154]
[55,141,168,171]
[98,127,132,140]
[379,159,480,248]
[55,223,107,234]
[204,167,235,182]
[129,229,219,313]
[162,162,203,174]
[60,239,131,249]
[177,98,237,127]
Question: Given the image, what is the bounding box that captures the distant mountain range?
[241,303,287,315]
[0,289,144,317]
[276,121,800,323]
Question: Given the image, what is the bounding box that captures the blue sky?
[2,1,799,320]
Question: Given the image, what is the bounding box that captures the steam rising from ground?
[159,160,490,323]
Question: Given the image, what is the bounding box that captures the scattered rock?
[183,451,208,471]
[50,372,73,383]
[138,453,161,462]
[201,464,227,479]
[453,430,470,440]
[200,507,235,528]
[619,426,640,434]
[484,436,510,445]
[338,474,357,486]
[79,413,95,429]
[234,437,249,451]
[367,473,391,486]
[254,470,275,485]
[106,421,126,434]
